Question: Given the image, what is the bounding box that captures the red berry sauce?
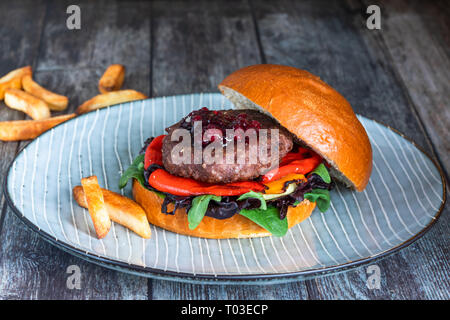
[180,108,262,146]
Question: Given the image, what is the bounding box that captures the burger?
[119,64,372,239]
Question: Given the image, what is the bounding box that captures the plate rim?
[2,94,447,284]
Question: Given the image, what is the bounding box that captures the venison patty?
[162,108,293,183]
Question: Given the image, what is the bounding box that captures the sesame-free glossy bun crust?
[219,64,372,191]
[132,180,316,239]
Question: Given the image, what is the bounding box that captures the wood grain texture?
[0,0,151,299]
[151,0,261,97]
[0,212,147,300]
[37,0,151,71]
[252,0,449,299]
[152,281,308,300]
[363,0,449,176]
[0,0,46,221]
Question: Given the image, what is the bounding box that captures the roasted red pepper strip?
[144,135,166,169]
[148,169,266,196]
[261,154,321,183]
[279,147,313,166]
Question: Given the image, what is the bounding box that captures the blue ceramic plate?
[4,93,446,284]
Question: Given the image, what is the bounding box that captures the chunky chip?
[98,64,125,94]
[76,89,147,114]
[80,176,112,239]
[0,113,76,141]
[0,66,32,100]
[4,88,51,120]
[22,74,69,111]
[73,186,151,239]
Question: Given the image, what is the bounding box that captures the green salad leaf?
[188,195,222,230]
[119,153,165,199]
[237,191,267,210]
[239,206,288,237]
[311,163,331,184]
[119,154,145,189]
[304,188,331,212]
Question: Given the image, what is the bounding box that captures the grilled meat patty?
[162,108,293,183]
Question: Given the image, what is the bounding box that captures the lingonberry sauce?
[180,107,262,146]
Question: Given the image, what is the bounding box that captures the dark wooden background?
[0,0,448,299]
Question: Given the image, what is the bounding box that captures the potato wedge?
[0,113,76,141]
[0,66,32,100]
[0,66,32,82]
[0,77,22,101]
[22,74,69,111]
[76,89,147,114]
[73,186,151,239]
[98,64,125,94]
[80,176,112,239]
[4,88,51,120]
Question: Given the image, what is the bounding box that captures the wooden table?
[0,0,448,300]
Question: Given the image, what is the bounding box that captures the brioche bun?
[219,64,372,191]
[132,180,316,239]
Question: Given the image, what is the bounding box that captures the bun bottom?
[132,180,316,239]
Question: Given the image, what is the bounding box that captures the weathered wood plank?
[0,0,46,75]
[150,0,308,299]
[252,0,449,299]
[364,0,449,176]
[152,281,309,300]
[0,0,151,299]
[349,0,450,300]
[0,212,148,300]
[151,0,262,97]
[0,0,46,223]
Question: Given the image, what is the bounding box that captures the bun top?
[219,64,372,191]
